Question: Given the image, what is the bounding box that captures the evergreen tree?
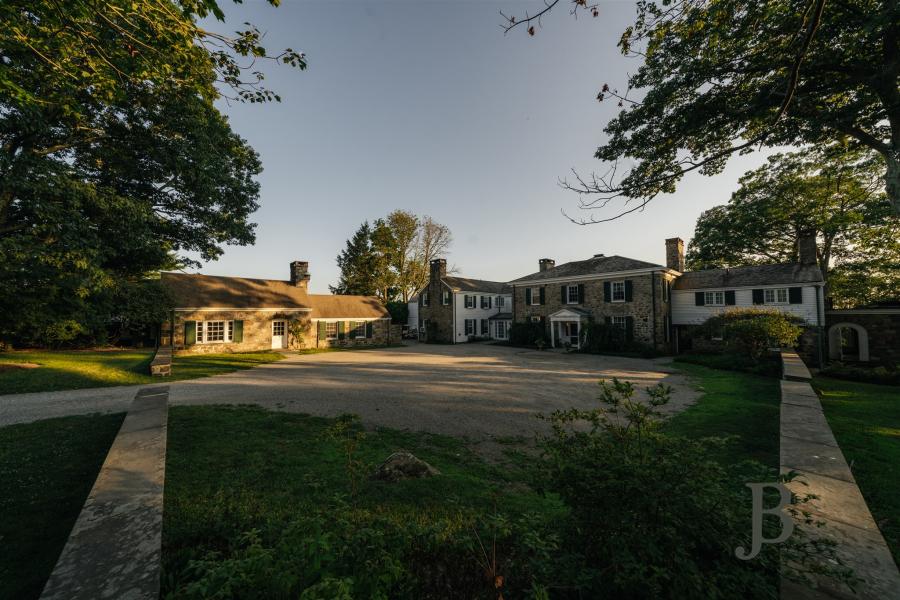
[330,222,378,296]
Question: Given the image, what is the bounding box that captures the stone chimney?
[798,231,818,265]
[665,237,685,272]
[290,261,310,289]
[430,258,447,281]
[539,258,556,272]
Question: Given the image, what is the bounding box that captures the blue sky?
[194,1,775,293]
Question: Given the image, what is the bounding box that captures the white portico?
[549,307,590,349]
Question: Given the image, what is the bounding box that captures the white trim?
[828,322,870,362]
[175,307,311,312]
[511,266,678,287]
[311,317,388,322]
[676,282,825,293]
[827,308,900,315]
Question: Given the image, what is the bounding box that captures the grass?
[162,405,562,596]
[814,376,900,564]
[0,413,125,600]
[0,349,284,395]
[666,362,781,468]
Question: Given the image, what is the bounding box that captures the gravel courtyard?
[1,343,699,442]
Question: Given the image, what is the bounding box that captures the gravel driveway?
[1,343,698,442]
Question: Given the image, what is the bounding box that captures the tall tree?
[370,218,399,303]
[687,147,900,307]
[386,210,420,303]
[502,1,900,220]
[330,222,378,296]
[410,216,453,296]
[0,0,304,345]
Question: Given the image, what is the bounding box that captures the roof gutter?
[510,267,679,287]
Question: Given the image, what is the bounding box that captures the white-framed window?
[325,322,338,339]
[530,287,540,305]
[704,291,725,306]
[465,295,476,309]
[272,320,285,337]
[498,296,505,309]
[566,285,579,304]
[764,288,789,304]
[481,296,492,309]
[530,316,541,323]
[199,320,232,343]
[465,319,475,335]
[495,321,508,339]
[481,319,488,335]
[611,281,626,302]
[353,321,367,338]
[422,291,429,307]
[612,316,627,330]
[442,290,450,305]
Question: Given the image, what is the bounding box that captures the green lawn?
[667,362,781,468]
[0,413,125,600]
[814,376,900,564]
[0,350,284,395]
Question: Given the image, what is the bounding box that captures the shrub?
[820,361,900,386]
[43,320,87,348]
[675,352,782,377]
[700,308,803,360]
[386,301,409,325]
[579,322,626,353]
[509,321,547,348]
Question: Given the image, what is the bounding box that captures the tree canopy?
[686,147,900,307]
[0,0,304,346]
[503,0,900,221]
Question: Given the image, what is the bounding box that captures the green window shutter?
[724,290,736,306]
[349,321,357,339]
[525,288,532,305]
[539,287,545,305]
[317,320,326,339]
[788,287,803,304]
[338,321,346,340]
[695,292,705,306]
[578,284,585,304]
[624,280,633,301]
[752,289,764,304]
[603,281,611,303]
[233,320,243,342]
[625,316,634,342]
[366,321,374,338]
[184,321,196,346]
[561,285,567,304]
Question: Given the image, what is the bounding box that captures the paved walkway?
[779,353,900,599]
[1,344,698,443]
[40,387,169,600]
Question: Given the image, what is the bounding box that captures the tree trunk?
[887,150,900,217]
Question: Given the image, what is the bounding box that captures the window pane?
[206,321,225,342]
[612,282,625,301]
[764,289,775,303]
[777,288,787,303]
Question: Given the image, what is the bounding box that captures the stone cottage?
[160,261,391,352]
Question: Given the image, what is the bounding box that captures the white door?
[272,320,286,349]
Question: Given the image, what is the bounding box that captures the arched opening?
[828,322,870,362]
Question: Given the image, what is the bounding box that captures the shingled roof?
[510,255,664,284]
[442,276,510,294]
[160,272,389,318]
[672,263,824,290]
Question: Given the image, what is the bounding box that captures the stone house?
[160,261,391,352]
[417,259,513,343]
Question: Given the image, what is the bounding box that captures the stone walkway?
[41,387,169,600]
[779,352,900,599]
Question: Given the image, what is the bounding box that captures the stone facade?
[418,259,455,343]
[826,310,900,365]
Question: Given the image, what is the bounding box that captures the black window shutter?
[789,287,803,304]
[752,289,764,305]
[366,321,373,338]
[724,290,736,305]
[525,288,532,305]
[578,284,585,304]
[624,280,633,301]
[561,285,567,304]
[695,292,705,306]
[603,281,611,303]
[625,316,634,342]
[604,316,612,326]
[539,287,545,305]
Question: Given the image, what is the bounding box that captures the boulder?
[371,451,440,482]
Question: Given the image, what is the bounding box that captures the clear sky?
[192,0,775,293]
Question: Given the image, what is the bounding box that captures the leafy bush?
[820,361,900,386]
[509,321,547,348]
[386,301,409,325]
[579,323,660,357]
[675,352,782,377]
[700,308,803,360]
[43,320,87,348]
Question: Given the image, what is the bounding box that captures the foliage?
[534,377,853,597]
[687,148,899,307]
[674,352,782,378]
[815,377,900,563]
[0,413,126,600]
[699,308,803,360]
[287,318,310,350]
[508,321,547,348]
[0,0,304,347]
[506,0,900,220]
[332,211,452,303]
[386,301,409,325]
[819,362,900,386]
[579,321,626,353]
[42,320,88,349]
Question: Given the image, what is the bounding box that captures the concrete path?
[40,387,169,600]
[1,344,698,442]
[779,354,900,599]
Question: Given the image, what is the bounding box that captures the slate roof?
[509,255,664,284]
[160,272,389,318]
[672,264,824,290]
[442,276,510,294]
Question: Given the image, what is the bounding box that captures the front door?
[272,320,286,349]
[562,322,579,348]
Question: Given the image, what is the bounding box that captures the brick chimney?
[290,261,310,289]
[430,258,446,281]
[798,231,818,265]
[539,258,555,272]
[665,237,685,272]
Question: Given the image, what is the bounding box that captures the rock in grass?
[371,451,440,482]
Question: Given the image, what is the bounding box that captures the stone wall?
[826,311,900,365]
[418,281,454,343]
[309,319,392,349]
